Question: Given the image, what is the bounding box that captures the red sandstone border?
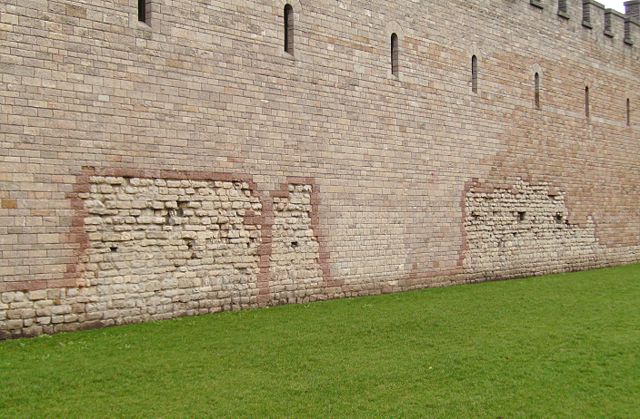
[257,177,337,304]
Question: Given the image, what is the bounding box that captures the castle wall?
[1,0,638,338]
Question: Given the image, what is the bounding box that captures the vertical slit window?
[391,33,399,77]
[284,4,294,55]
[627,98,631,126]
[138,0,146,23]
[585,86,590,119]
[472,55,478,93]
[535,72,540,109]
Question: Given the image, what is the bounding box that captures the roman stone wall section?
[464,179,640,280]
[464,180,598,278]
[269,184,325,304]
[82,175,263,312]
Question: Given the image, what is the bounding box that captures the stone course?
[1,0,639,338]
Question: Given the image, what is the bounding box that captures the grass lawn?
[1,264,639,417]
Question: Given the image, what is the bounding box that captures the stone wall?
[1,0,639,338]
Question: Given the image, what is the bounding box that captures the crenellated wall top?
[527,0,640,49]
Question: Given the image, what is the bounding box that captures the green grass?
[1,264,640,417]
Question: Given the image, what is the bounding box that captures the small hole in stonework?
[185,239,197,259]
[167,208,183,225]
[518,211,526,222]
[471,211,480,219]
[110,246,118,253]
[555,213,563,224]
[291,241,299,248]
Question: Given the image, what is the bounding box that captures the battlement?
[524,0,640,51]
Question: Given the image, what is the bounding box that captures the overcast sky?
[600,0,626,13]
